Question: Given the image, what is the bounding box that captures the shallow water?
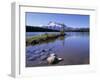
[26,32,89,67]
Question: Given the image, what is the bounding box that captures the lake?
[26,32,89,67]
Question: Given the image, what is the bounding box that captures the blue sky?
[26,12,89,28]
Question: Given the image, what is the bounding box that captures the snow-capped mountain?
[36,21,72,31]
[46,21,66,30]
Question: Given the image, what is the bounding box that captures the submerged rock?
[40,55,47,60]
[28,54,40,61]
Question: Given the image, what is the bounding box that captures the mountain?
[46,21,66,30]
[26,21,89,32]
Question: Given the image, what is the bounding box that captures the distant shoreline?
[26,26,89,32]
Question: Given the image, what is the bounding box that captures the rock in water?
[58,58,63,61]
[47,55,56,64]
[47,53,63,64]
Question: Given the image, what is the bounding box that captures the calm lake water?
[26,32,89,67]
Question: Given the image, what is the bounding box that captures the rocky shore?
[26,33,66,46]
